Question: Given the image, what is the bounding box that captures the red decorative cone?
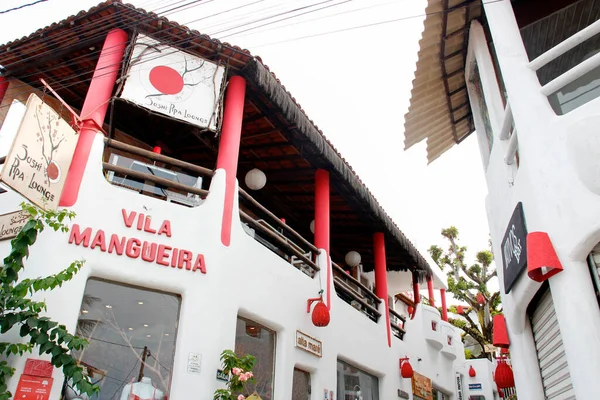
[493,314,510,348]
[527,232,564,282]
[469,365,476,377]
[311,300,330,327]
[457,305,464,315]
[495,359,515,389]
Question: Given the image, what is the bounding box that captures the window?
[336,360,379,400]
[235,317,276,399]
[65,279,181,400]
[292,368,310,400]
[433,388,450,400]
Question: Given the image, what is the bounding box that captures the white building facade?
[0,1,498,399]
[405,0,600,399]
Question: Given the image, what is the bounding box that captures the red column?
[0,76,9,103]
[427,278,436,308]
[60,29,128,207]
[440,288,448,321]
[374,232,391,347]
[216,76,246,246]
[314,169,331,308]
[413,273,421,304]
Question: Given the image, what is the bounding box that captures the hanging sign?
[295,330,322,357]
[120,34,225,131]
[0,94,77,210]
[0,210,29,241]
[501,202,528,293]
[412,371,433,400]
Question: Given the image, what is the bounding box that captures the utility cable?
[0,0,497,110]
[0,0,48,15]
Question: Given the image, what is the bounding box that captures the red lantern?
[469,365,476,378]
[152,146,162,154]
[476,293,485,305]
[457,305,464,315]
[311,300,330,327]
[399,358,413,379]
[495,359,515,389]
[497,385,504,398]
[408,305,414,315]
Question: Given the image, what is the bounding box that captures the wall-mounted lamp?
[307,293,330,327]
[469,365,477,378]
[399,357,414,378]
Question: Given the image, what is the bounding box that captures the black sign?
[216,369,229,382]
[502,202,527,293]
[397,389,410,399]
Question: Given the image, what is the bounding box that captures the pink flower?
[237,396,245,400]
[232,368,242,376]
[238,374,249,382]
[244,372,253,379]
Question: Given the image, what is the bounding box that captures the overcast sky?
[0,0,492,291]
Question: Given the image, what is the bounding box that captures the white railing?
[528,20,600,71]
[505,128,518,166]
[499,102,518,165]
[499,102,513,140]
[527,19,600,96]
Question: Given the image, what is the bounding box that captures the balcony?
[422,304,443,350]
[517,0,600,115]
[440,321,457,360]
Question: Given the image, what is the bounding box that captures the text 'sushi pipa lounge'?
[0,1,473,399]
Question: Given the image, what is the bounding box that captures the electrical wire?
[222,0,402,40]
[0,0,498,111]
[218,0,355,39]
[0,0,48,15]
[251,0,504,48]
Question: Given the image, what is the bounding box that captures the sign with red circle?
[120,34,225,131]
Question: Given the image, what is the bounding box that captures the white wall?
[0,132,467,400]
[464,1,600,398]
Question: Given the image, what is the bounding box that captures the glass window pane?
[292,368,310,400]
[64,279,180,400]
[336,360,379,400]
[234,317,276,399]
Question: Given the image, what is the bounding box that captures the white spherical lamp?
[245,168,266,190]
[345,251,361,267]
[310,220,315,234]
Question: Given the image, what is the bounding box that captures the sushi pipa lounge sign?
[0,94,77,210]
[68,209,207,273]
[119,34,225,131]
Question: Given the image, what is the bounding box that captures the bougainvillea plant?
[213,349,257,400]
[0,203,97,400]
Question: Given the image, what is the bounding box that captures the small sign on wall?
[0,210,28,241]
[14,375,53,400]
[469,383,482,390]
[187,352,202,374]
[295,330,322,357]
[216,369,229,382]
[502,202,528,293]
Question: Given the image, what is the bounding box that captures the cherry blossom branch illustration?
[34,108,65,175]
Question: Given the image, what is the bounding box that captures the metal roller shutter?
[530,288,575,399]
